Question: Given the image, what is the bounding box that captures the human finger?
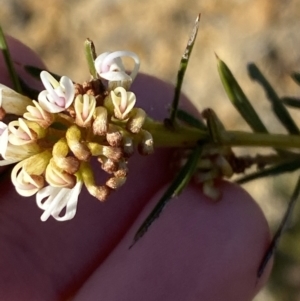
[73,181,272,301]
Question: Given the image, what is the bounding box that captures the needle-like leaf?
[248,63,300,135]
[217,56,268,133]
[257,175,300,277]
[236,158,300,184]
[169,14,200,126]
[130,143,203,248]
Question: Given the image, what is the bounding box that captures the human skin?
[0,37,272,300]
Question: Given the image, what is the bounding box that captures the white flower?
[36,181,83,221]
[0,122,23,166]
[24,100,54,128]
[0,84,32,115]
[11,160,44,197]
[45,159,76,188]
[38,71,75,113]
[95,51,140,82]
[110,87,136,120]
[8,118,37,145]
[74,94,96,127]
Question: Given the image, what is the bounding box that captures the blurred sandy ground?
[1,0,300,300]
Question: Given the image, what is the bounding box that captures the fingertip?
[73,181,272,301]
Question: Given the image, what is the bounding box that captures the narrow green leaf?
[204,108,225,144]
[281,97,300,109]
[291,72,300,86]
[258,175,300,277]
[217,56,268,133]
[176,109,207,130]
[84,39,98,78]
[24,65,61,81]
[169,14,200,125]
[248,63,300,135]
[130,143,203,248]
[0,26,22,93]
[236,158,300,184]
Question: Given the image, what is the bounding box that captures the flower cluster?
[0,51,153,221]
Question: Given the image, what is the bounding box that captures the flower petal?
[0,121,8,157]
[60,76,75,108]
[36,181,82,221]
[38,71,75,113]
[11,161,43,197]
[0,84,32,115]
[95,51,140,82]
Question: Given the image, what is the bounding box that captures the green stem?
[220,131,300,148]
[144,118,300,150]
[143,118,209,147]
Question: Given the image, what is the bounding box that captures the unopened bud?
[114,160,128,177]
[106,124,123,147]
[46,159,76,188]
[66,125,91,161]
[88,142,123,161]
[55,156,80,174]
[91,185,111,202]
[102,146,123,161]
[80,161,111,201]
[106,176,126,190]
[52,138,80,174]
[93,106,108,135]
[126,108,146,133]
[138,129,154,155]
[74,94,96,127]
[122,135,134,157]
[98,156,119,173]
